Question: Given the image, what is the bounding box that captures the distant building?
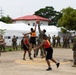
[12,15,50,26]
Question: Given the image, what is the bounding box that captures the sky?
[0,0,76,19]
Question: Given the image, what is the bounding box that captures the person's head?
[43,29,46,33]
[13,35,15,37]
[42,34,47,40]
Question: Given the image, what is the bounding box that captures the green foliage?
[0,15,12,23]
[58,7,76,31]
[61,28,67,33]
[34,6,62,26]
[0,29,6,35]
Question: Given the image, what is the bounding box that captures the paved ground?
[0,48,76,75]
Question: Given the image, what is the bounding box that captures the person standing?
[52,35,56,47]
[56,35,61,47]
[63,35,67,48]
[34,34,60,71]
[0,35,6,62]
[36,20,47,58]
[72,35,76,66]
[21,37,24,49]
[0,35,6,52]
[48,34,51,43]
[12,35,17,50]
[66,35,70,48]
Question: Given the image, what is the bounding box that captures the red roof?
[13,15,50,21]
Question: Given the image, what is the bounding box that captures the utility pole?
[0,7,4,18]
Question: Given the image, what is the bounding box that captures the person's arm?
[22,32,31,35]
[34,40,45,50]
[34,24,37,31]
[36,20,42,34]
[38,23,42,34]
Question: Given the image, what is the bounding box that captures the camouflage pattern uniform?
[35,22,46,57]
[36,36,44,57]
[12,35,17,50]
[66,35,70,48]
[56,35,61,47]
[63,35,67,48]
[72,35,76,65]
[52,35,56,47]
[0,35,5,62]
[48,34,51,43]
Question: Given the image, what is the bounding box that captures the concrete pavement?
[0,48,76,75]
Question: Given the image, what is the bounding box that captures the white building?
[12,15,50,26]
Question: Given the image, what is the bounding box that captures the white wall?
[4,30,27,46]
[13,20,48,26]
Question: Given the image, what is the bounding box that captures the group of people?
[21,20,60,71]
[52,35,71,48]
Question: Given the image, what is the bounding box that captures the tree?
[0,15,12,23]
[34,6,62,26]
[58,7,76,31]
[0,29,6,35]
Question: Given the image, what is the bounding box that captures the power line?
[0,7,4,18]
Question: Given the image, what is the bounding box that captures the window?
[28,23,30,26]
[16,36,23,39]
[4,36,11,39]
[16,37,18,39]
[33,23,35,26]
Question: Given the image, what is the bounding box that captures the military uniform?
[36,36,44,57]
[52,35,56,47]
[66,35,70,48]
[12,35,17,50]
[48,34,51,43]
[63,35,67,48]
[72,35,76,65]
[36,22,47,57]
[0,35,5,52]
[0,35,6,62]
[56,35,61,47]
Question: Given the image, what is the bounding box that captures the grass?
[5,46,22,51]
[4,42,73,52]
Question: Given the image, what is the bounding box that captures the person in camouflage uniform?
[56,35,61,47]
[48,34,51,43]
[52,35,56,47]
[66,35,70,48]
[0,35,6,52]
[0,35,6,62]
[63,35,67,48]
[35,20,47,58]
[12,35,17,50]
[72,35,76,66]
[36,36,44,57]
